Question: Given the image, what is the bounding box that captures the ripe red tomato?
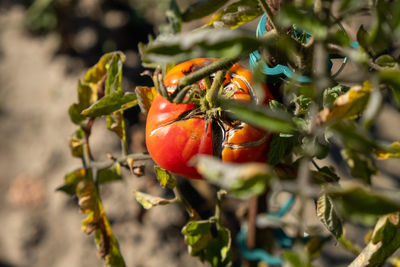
[145,58,273,179]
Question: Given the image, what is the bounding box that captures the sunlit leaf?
[375,141,400,159]
[69,128,85,158]
[97,163,123,184]
[135,86,157,114]
[207,0,262,29]
[322,85,349,109]
[75,173,126,266]
[57,168,86,195]
[192,155,270,199]
[154,166,177,189]
[81,91,137,117]
[220,99,296,134]
[349,213,400,267]
[133,191,175,209]
[182,220,232,267]
[107,111,126,139]
[181,0,229,22]
[317,193,343,239]
[317,82,371,124]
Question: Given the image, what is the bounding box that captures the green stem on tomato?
[206,70,226,108]
[177,56,240,90]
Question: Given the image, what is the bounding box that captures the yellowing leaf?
[133,191,175,209]
[375,141,400,159]
[135,86,157,114]
[154,167,177,189]
[317,82,372,124]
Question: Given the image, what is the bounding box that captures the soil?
[0,3,400,267]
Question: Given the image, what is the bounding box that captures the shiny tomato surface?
[146,58,273,179]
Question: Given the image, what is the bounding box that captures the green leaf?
[69,128,85,158]
[356,25,370,52]
[97,163,123,184]
[349,213,400,267]
[182,220,232,267]
[181,0,230,22]
[341,148,377,184]
[133,191,175,209]
[379,69,400,107]
[154,167,177,189]
[267,134,297,166]
[81,91,137,117]
[375,142,400,159]
[279,4,327,40]
[192,155,270,199]
[105,53,124,95]
[107,111,126,139]
[283,247,314,267]
[57,168,86,195]
[317,193,343,239]
[376,55,397,68]
[329,185,400,216]
[207,0,262,29]
[291,95,312,115]
[322,85,349,109]
[143,28,262,63]
[220,99,296,134]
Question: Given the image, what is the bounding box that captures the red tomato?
[146,58,273,179]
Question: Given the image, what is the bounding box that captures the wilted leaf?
[107,111,126,139]
[192,155,270,199]
[69,128,85,158]
[133,191,175,209]
[182,220,232,267]
[341,148,377,184]
[375,141,400,159]
[317,82,371,124]
[317,193,343,239]
[220,99,296,134]
[75,173,126,266]
[207,0,262,29]
[135,86,157,114]
[154,167,177,189]
[349,213,400,267]
[81,91,137,117]
[181,0,229,22]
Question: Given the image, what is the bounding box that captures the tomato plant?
[146,58,273,179]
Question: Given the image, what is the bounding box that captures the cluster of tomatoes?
[145,58,274,179]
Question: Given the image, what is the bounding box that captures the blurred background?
[0,1,400,267]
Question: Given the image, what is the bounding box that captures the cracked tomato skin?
[145,58,273,179]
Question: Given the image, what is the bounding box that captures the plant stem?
[177,56,240,90]
[258,0,278,32]
[206,70,226,108]
[173,185,201,220]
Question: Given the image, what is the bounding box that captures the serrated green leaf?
[317,193,343,239]
[267,134,297,166]
[322,85,349,109]
[154,166,177,189]
[207,0,262,29]
[193,155,270,199]
[182,0,229,22]
[81,91,137,117]
[134,191,174,209]
[220,99,296,134]
[182,220,232,267]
